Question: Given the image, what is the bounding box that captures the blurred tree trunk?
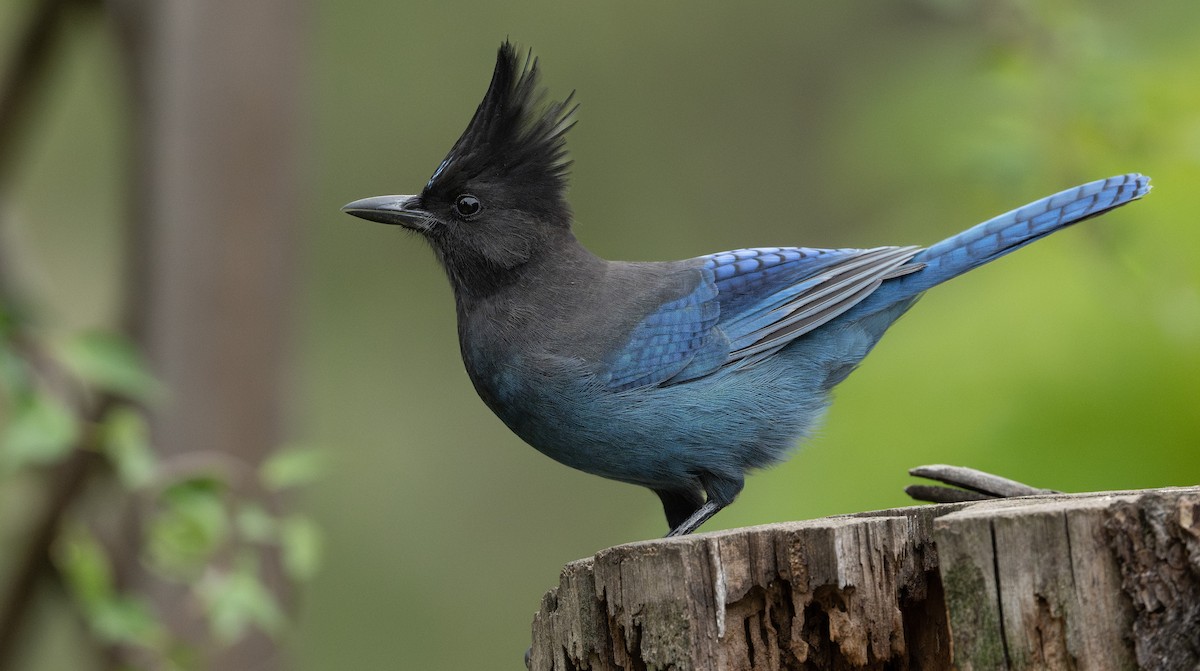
[111,0,304,667]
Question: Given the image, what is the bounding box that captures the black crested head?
[343,43,584,300]
[426,41,577,220]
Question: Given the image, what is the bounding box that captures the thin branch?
[0,314,114,668]
[0,255,111,669]
[0,2,107,661]
[906,464,1061,504]
[0,449,103,667]
[904,484,994,504]
[0,0,100,186]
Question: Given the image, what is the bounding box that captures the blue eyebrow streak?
[427,157,453,190]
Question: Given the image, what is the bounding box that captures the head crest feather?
[427,42,577,204]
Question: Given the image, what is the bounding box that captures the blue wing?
[604,277,724,391]
[604,246,923,391]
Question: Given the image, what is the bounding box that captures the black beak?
[341,195,433,231]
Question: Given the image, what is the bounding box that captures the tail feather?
[898,173,1150,295]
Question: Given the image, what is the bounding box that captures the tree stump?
[528,486,1200,670]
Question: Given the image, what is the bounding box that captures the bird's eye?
[454,194,482,218]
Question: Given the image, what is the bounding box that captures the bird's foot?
[665,500,723,537]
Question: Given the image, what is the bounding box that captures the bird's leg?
[663,473,743,537]
[656,488,705,531]
[665,500,723,537]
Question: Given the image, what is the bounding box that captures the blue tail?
[815,173,1148,386]
[897,173,1150,296]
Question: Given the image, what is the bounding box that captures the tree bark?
[529,486,1200,671]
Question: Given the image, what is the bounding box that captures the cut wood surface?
[528,486,1200,670]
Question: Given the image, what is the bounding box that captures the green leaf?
[91,596,164,646]
[279,516,322,581]
[235,504,276,543]
[0,302,25,339]
[147,479,229,578]
[260,446,326,490]
[99,407,157,488]
[0,342,28,394]
[198,556,283,645]
[55,528,166,648]
[56,526,115,610]
[0,391,78,470]
[55,331,161,402]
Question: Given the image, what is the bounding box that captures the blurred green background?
[6,0,1200,668]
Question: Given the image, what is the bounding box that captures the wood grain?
[529,487,1200,670]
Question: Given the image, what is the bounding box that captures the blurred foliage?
[54,332,162,402]
[55,526,167,650]
[98,406,154,488]
[3,0,1198,670]
[0,317,322,668]
[0,391,77,473]
[197,555,285,646]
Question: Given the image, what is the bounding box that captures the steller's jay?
[344,42,1150,537]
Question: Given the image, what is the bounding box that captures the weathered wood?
[529,486,1200,670]
[935,496,1136,669]
[906,464,1060,503]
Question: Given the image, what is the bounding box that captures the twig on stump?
[530,486,1200,671]
[906,463,1060,504]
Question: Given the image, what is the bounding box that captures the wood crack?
[527,487,1199,670]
